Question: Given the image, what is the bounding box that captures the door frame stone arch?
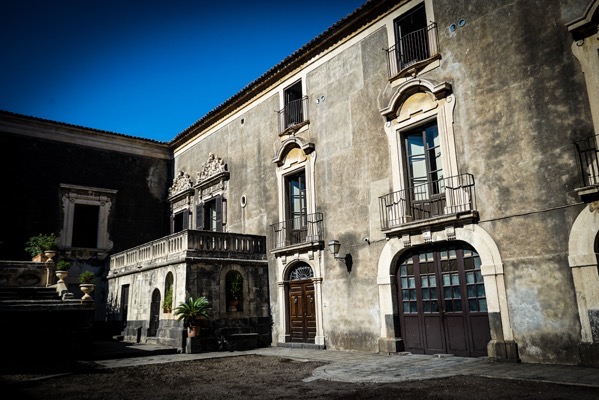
[377,224,517,360]
[276,259,324,348]
[568,204,599,364]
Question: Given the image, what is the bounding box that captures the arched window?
[226,271,243,312]
[163,272,174,313]
[287,262,314,281]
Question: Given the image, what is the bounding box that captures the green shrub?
[25,233,57,257]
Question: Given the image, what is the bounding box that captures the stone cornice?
[0,111,171,160]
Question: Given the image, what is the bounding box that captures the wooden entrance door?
[397,244,490,357]
[148,289,161,337]
[288,280,316,343]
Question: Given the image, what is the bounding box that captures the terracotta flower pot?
[188,326,200,337]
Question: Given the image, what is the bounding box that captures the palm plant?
[174,296,211,327]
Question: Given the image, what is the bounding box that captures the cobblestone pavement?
[91,342,599,387]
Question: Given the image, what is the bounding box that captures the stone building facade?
[4,0,599,365]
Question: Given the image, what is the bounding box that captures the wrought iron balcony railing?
[278,96,309,133]
[270,212,323,250]
[574,135,599,188]
[385,23,439,79]
[379,174,476,230]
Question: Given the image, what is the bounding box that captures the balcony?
[278,96,309,135]
[110,230,266,275]
[574,135,599,201]
[385,23,439,79]
[379,174,477,232]
[270,212,324,252]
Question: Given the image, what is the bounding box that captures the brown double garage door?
[397,243,491,357]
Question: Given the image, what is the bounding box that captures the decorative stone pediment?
[168,170,194,198]
[195,153,229,191]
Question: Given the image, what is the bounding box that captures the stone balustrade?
[110,230,267,275]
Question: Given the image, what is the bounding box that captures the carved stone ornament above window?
[195,153,230,190]
[168,170,194,198]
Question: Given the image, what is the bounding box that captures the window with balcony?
[286,171,307,244]
[278,80,309,134]
[379,79,476,232]
[386,2,439,79]
[196,195,224,232]
[271,140,322,251]
[404,121,445,220]
[193,153,229,232]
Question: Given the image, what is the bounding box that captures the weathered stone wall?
[421,0,592,364]
[171,0,598,362]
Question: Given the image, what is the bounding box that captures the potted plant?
[25,233,58,262]
[79,271,95,301]
[173,296,210,337]
[227,272,243,312]
[55,260,70,283]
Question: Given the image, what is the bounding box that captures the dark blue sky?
[1,0,366,142]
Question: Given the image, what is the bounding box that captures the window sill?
[389,54,441,84]
[279,120,310,137]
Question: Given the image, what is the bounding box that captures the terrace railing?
[110,230,266,273]
[278,96,309,133]
[385,23,439,78]
[270,212,323,250]
[379,174,476,230]
[574,135,599,187]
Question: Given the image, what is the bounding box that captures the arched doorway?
[148,288,161,337]
[396,242,490,357]
[286,262,316,343]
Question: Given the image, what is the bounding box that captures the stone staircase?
[0,286,58,300]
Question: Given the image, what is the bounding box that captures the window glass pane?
[444,287,452,298]
[467,285,476,298]
[466,272,475,284]
[429,275,436,288]
[403,303,411,313]
[475,271,483,283]
[451,273,460,285]
[402,289,409,300]
[422,288,430,300]
[400,264,407,276]
[443,274,451,286]
[441,261,450,272]
[407,135,424,156]
[445,300,453,312]
[430,288,437,299]
[479,299,488,312]
[408,277,416,288]
[454,300,462,312]
[469,299,478,312]
[474,256,482,270]
[401,277,408,288]
[423,302,430,312]
[431,300,439,312]
[449,249,456,258]
[411,289,418,300]
[477,284,486,297]
[453,287,461,299]
[421,276,429,288]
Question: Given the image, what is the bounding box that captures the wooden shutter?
[196,203,204,230]
[215,195,223,232]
